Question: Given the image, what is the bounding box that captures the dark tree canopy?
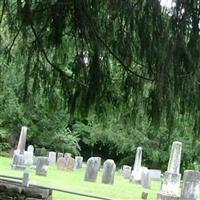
[0,0,200,167]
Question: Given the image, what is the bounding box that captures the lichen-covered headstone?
[36,157,49,176]
[57,157,66,170]
[141,168,151,189]
[66,157,75,170]
[122,165,132,179]
[48,151,56,165]
[57,152,63,161]
[74,156,83,169]
[84,157,99,182]
[12,154,26,169]
[158,141,182,199]
[102,159,116,184]
[181,170,200,200]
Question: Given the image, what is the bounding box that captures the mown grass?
[0,156,161,200]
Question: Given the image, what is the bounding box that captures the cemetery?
[0,0,200,199]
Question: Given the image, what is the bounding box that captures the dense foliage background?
[0,0,200,171]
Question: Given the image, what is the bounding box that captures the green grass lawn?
[0,156,161,200]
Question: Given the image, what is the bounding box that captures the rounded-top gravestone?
[36,157,49,176]
[102,159,116,184]
[84,157,99,182]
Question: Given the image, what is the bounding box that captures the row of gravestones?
[11,126,84,176]
[84,157,116,184]
[120,142,200,200]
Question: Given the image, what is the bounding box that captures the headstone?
[94,157,101,171]
[22,168,30,187]
[157,141,182,199]
[84,157,99,182]
[66,157,75,170]
[149,169,161,180]
[64,153,71,159]
[102,159,116,184]
[48,151,56,165]
[12,154,26,169]
[33,156,38,165]
[74,156,83,169]
[17,126,28,154]
[24,151,33,166]
[141,192,148,200]
[57,157,66,170]
[57,152,63,161]
[36,157,49,176]
[27,145,34,154]
[180,170,200,200]
[122,165,132,179]
[130,147,142,183]
[141,168,151,189]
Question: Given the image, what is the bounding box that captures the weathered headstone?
[12,126,28,169]
[57,157,66,170]
[17,126,28,154]
[64,153,72,159]
[57,152,63,161]
[122,165,132,179]
[102,159,116,184]
[27,145,34,154]
[48,151,56,165]
[66,157,75,170]
[36,157,49,176]
[141,168,151,189]
[24,145,34,166]
[95,157,101,171]
[149,169,161,180]
[33,156,38,165]
[157,141,182,199]
[180,170,200,200]
[74,156,83,169]
[84,157,99,182]
[12,154,26,169]
[130,147,142,183]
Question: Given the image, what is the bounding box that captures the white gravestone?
[149,169,161,180]
[158,141,182,199]
[130,147,142,183]
[102,159,116,184]
[141,168,151,189]
[48,151,56,165]
[122,165,132,179]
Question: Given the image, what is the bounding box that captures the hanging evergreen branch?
[30,23,88,88]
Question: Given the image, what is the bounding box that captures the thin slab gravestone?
[57,157,66,171]
[122,165,132,179]
[141,168,151,189]
[66,157,75,170]
[57,152,63,161]
[149,169,161,180]
[36,157,49,176]
[74,156,83,169]
[102,159,116,185]
[48,151,56,165]
[84,157,99,182]
[181,170,200,200]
